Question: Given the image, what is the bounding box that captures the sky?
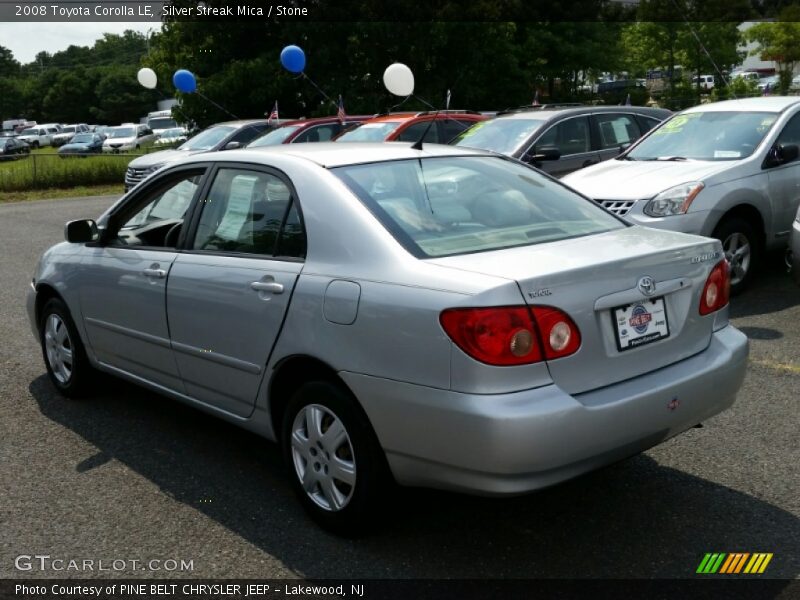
[0,22,162,64]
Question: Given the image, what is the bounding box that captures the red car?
[334,111,487,144]
[248,115,370,147]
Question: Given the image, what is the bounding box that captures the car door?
[166,165,305,417]
[527,116,598,177]
[766,111,800,241]
[78,165,208,392]
[592,112,642,163]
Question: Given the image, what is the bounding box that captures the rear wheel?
[39,298,93,398]
[713,217,760,295]
[281,380,389,535]
[31,141,39,149]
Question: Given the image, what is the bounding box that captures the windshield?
[333,156,623,258]
[71,134,93,143]
[20,128,37,135]
[248,125,302,147]
[628,111,778,161]
[108,128,134,138]
[178,125,235,151]
[336,122,400,142]
[149,117,178,130]
[61,127,76,133]
[453,118,548,154]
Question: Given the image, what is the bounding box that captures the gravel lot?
[1,196,798,581]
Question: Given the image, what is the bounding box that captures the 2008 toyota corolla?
[27,143,748,533]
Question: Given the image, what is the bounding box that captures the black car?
[452,104,672,177]
[58,133,105,157]
[124,119,281,191]
[0,136,30,160]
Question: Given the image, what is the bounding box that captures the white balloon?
[137,67,157,90]
[383,63,414,97]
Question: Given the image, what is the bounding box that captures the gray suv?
[453,104,671,177]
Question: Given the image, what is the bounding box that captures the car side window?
[395,121,439,143]
[192,168,305,258]
[775,112,800,154]
[535,117,591,155]
[294,123,340,143]
[229,125,265,145]
[594,114,641,149]
[440,119,474,144]
[110,171,204,248]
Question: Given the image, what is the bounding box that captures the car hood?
[563,158,733,200]
[126,148,201,168]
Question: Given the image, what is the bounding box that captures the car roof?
[281,115,372,128]
[179,141,490,168]
[682,97,800,113]
[496,105,671,120]
[360,111,484,124]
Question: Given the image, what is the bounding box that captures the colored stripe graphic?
[698,552,773,574]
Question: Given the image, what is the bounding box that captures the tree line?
[2,0,799,128]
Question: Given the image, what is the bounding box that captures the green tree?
[746,6,800,94]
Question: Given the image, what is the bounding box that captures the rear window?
[333,156,624,258]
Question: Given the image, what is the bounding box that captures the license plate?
[613,297,670,351]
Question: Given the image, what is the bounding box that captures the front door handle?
[251,281,284,294]
[143,266,166,278]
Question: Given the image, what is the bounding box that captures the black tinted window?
[294,124,341,143]
[440,119,474,144]
[230,125,265,145]
[277,201,306,258]
[535,117,591,155]
[395,121,438,143]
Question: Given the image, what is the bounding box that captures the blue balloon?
[280,45,306,73]
[173,69,197,93]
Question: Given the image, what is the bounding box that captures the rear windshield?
[333,156,624,258]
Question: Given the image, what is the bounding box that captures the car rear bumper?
[341,325,748,495]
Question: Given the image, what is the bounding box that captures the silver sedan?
[27,143,748,533]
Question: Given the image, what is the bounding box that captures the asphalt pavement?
[1,195,798,580]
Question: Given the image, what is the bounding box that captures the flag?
[625,93,632,106]
[446,89,451,110]
[532,91,540,107]
[337,95,346,123]
[267,101,279,123]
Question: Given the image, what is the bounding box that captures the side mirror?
[223,141,242,150]
[64,219,98,243]
[765,143,800,168]
[527,147,561,163]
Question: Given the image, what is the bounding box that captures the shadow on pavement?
[29,374,800,580]
[730,251,799,319]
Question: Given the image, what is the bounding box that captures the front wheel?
[39,298,93,397]
[281,380,390,535]
[713,217,760,295]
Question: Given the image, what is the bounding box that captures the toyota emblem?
[638,276,656,296]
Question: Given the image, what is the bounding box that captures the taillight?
[699,260,730,315]
[439,305,581,366]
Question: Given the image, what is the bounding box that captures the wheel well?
[268,356,343,440]
[716,204,766,245]
[34,284,63,331]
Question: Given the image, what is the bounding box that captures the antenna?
[411,109,439,151]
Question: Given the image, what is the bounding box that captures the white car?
[564,97,800,293]
[51,124,89,147]
[103,124,155,153]
[17,126,56,148]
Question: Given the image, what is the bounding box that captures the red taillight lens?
[530,306,582,360]
[699,260,730,315]
[439,305,580,366]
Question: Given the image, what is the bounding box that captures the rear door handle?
[143,267,166,278]
[251,281,284,294]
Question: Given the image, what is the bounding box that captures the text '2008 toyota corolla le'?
[27,143,748,533]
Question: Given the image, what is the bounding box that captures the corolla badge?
[638,276,656,296]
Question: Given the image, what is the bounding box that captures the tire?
[31,141,38,149]
[39,298,93,398]
[281,380,390,535]
[712,216,760,295]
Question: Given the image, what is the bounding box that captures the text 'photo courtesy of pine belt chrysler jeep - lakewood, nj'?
[27,142,748,534]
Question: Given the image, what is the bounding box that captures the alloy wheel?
[723,232,751,286]
[290,404,356,512]
[44,314,74,384]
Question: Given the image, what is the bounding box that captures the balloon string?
[196,91,240,120]
[413,95,436,110]
[298,72,336,107]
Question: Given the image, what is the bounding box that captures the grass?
[0,153,134,192]
[0,183,123,203]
